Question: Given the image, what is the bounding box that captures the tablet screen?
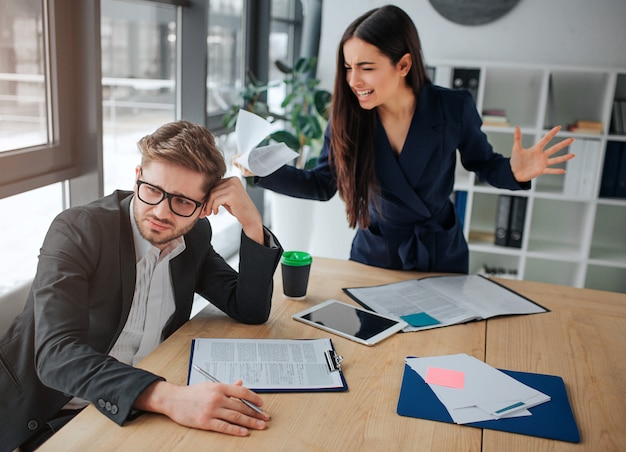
[292,299,407,345]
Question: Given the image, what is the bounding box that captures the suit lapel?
[166,254,195,337]
[376,84,444,218]
[116,194,136,341]
[398,84,444,187]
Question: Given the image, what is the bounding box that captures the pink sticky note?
[425,366,465,389]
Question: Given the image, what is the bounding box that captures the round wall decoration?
[428,0,521,26]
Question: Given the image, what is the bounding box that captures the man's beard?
[134,207,198,247]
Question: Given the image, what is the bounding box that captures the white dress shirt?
[109,197,186,366]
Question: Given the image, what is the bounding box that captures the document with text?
[188,337,347,392]
[344,275,547,332]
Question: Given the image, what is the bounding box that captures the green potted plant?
[223,56,332,169]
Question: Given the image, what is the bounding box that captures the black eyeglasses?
[136,179,205,217]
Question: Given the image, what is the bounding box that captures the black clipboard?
[187,337,348,393]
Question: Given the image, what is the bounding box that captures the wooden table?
[40,258,626,451]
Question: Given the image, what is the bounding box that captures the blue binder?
[397,362,580,443]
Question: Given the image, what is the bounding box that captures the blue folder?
[397,362,580,443]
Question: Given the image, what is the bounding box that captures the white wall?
[305,0,626,260]
[317,0,626,91]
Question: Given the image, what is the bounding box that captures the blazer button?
[98,398,106,408]
[27,419,39,431]
[105,401,112,411]
[111,405,118,415]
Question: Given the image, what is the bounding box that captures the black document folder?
[397,363,580,443]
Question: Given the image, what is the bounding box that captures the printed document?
[188,337,346,391]
[344,275,547,332]
[406,354,550,424]
[234,109,299,176]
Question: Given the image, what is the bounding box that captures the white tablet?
[292,299,408,346]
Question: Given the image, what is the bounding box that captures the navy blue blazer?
[0,191,282,451]
[257,83,529,272]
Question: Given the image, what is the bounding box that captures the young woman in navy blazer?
[250,5,574,273]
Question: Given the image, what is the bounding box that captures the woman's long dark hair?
[330,5,430,228]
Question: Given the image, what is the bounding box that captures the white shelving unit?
[430,60,626,293]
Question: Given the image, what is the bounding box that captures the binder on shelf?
[599,141,622,198]
[452,67,480,102]
[563,139,601,198]
[507,196,527,249]
[494,195,527,248]
[494,195,512,246]
[616,144,626,198]
[579,140,602,198]
[563,139,584,196]
[610,99,624,134]
[453,190,468,229]
[397,362,580,443]
[619,99,626,135]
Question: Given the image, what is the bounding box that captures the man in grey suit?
[0,120,282,451]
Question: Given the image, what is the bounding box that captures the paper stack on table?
[405,354,550,424]
[234,109,299,176]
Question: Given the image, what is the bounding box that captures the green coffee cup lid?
[281,251,312,266]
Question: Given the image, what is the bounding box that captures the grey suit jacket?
[0,190,282,451]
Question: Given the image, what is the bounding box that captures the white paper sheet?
[188,338,345,391]
[234,109,299,176]
[406,354,550,424]
[345,275,546,332]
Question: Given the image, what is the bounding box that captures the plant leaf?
[294,57,308,73]
[275,60,292,74]
[314,90,332,118]
[270,130,301,151]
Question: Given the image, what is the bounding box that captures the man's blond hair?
[137,120,226,194]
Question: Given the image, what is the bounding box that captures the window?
[268,0,302,110]
[206,0,244,119]
[101,0,177,194]
[0,0,311,296]
[205,0,304,130]
[0,184,64,294]
[0,0,48,153]
[0,1,101,296]
[0,1,99,200]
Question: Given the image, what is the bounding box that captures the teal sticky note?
[401,312,441,327]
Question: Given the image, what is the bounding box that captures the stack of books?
[482,108,510,127]
[566,119,603,134]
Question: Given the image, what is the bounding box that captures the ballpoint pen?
[192,364,270,418]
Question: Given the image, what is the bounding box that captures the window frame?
[0,0,103,206]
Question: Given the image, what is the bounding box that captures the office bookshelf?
[429,60,626,293]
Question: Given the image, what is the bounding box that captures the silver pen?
[192,364,270,418]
